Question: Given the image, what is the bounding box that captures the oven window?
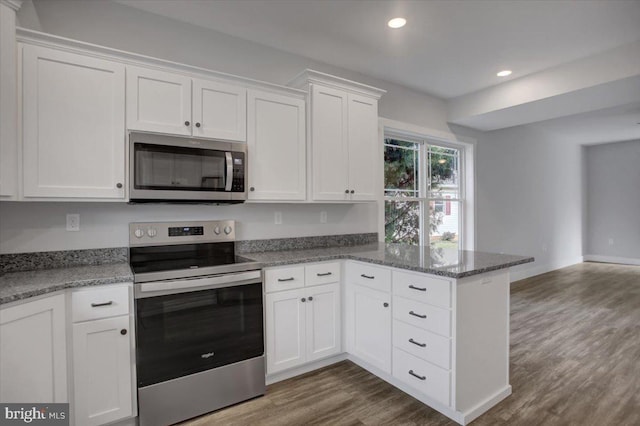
[134,143,227,191]
[135,283,264,387]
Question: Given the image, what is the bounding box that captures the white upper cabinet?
[126,66,192,136]
[193,79,246,141]
[22,45,126,199]
[127,66,247,142]
[290,70,385,202]
[247,89,306,201]
[0,2,18,198]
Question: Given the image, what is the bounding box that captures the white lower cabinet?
[0,294,67,403]
[345,283,391,373]
[71,284,136,426]
[265,263,341,375]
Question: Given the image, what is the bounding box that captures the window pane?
[429,200,459,249]
[428,145,459,198]
[385,200,420,245]
[384,139,419,197]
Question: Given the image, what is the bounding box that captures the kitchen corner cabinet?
[0,294,67,403]
[265,263,341,375]
[71,285,135,426]
[291,70,384,202]
[247,90,306,201]
[21,45,126,199]
[127,66,247,142]
[344,262,392,373]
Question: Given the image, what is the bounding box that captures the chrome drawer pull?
[361,274,375,279]
[409,311,427,319]
[317,272,332,277]
[277,277,295,282]
[409,338,426,348]
[409,370,426,381]
[91,301,113,308]
[409,285,427,292]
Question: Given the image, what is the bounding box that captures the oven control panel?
[129,220,235,246]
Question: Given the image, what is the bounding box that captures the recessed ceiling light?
[497,70,512,77]
[388,18,407,29]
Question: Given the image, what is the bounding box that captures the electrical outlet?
[608,238,614,246]
[66,214,80,232]
[274,211,282,225]
[320,211,327,223]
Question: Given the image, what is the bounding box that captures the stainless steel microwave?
[129,133,246,203]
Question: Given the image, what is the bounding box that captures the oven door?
[135,279,263,387]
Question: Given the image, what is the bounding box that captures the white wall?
[454,124,585,280]
[0,202,376,254]
[585,140,640,263]
[0,0,453,254]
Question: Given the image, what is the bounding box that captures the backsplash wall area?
[0,202,378,254]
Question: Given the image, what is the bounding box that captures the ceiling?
[116,0,640,99]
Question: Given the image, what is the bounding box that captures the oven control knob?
[214,226,221,235]
[134,228,144,238]
[224,226,233,235]
[147,228,157,238]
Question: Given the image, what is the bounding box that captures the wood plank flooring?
[182,262,640,425]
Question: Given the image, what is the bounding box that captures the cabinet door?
[306,283,341,362]
[265,288,306,374]
[347,93,379,201]
[247,90,305,200]
[73,315,133,426]
[0,294,67,402]
[347,284,391,373]
[126,66,192,136]
[22,45,126,199]
[193,79,246,141]
[310,84,349,201]
[0,3,17,198]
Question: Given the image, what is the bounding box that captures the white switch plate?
[320,211,327,223]
[274,211,282,225]
[66,214,80,231]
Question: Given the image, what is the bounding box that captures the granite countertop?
[0,263,133,305]
[0,242,533,305]
[244,242,534,279]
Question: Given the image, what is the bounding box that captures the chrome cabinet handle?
[409,285,426,292]
[409,338,426,347]
[345,189,349,194]
[195,122,201,128]
[120,329,127,335]
[361,274,375,279]
[116,183,123,189]
[409,370,426,381]
[383,302,389,308]
[184,121,190,126]
[278,277,295,282]
[350,190,355,194]
[317,272,332,277]
[409,310,427,319]
[91,301,113,308]
[301,298,306,302]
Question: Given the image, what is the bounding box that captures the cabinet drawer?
[72,285,130,323]
[393,347,451,407]
[393,320,451,370]
[305,262,340,287]
[393,270,451,308]
[346,262,391,292]
[265,266,305,293]
[393,296,451,337]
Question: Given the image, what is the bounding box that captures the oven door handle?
[137,270,261,296]
[225,152,233,192]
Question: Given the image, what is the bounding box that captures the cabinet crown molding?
[288,69,386,99]
[0,0,22,11]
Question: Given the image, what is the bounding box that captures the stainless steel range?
[129,220,264,426]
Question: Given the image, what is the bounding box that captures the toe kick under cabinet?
[345,262,511,426]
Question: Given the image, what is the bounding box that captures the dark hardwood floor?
[183,262,640,425]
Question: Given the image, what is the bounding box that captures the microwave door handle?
[225,152,233,192]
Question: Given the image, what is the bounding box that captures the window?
[384,136,463,248]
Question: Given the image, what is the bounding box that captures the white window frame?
[378,118,476,250]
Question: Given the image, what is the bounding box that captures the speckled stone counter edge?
[0,247,128,274]
[236,233,378,253]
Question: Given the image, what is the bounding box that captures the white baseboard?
[583,254,640,266]
[265,353,347,385]
[509,256,583,282]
